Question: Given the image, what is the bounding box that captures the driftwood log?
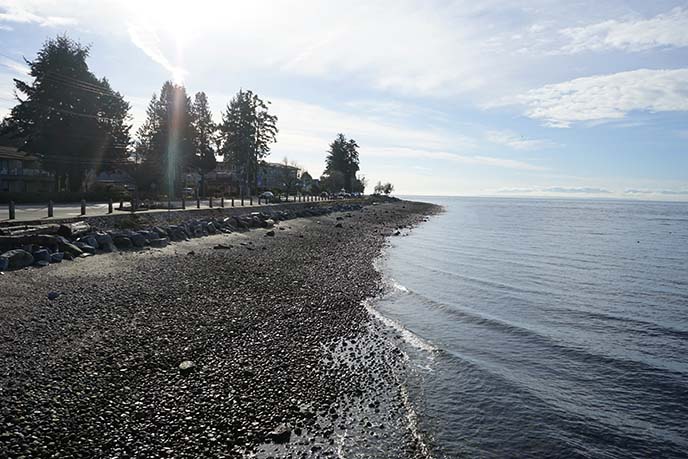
[0,224,62,237]
[56,222,91,238]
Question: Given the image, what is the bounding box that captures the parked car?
[259,191,276,202]
[183,187,195,197]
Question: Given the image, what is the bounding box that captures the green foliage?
[133,81,195,196]
[0,35,131,192]
[300,171,313,183]
[324,133,360,192]
[218,89,278,195]
[374,181,394,195]
[190,91,217,195]
[352,174,367,193]
[320,170,346,193]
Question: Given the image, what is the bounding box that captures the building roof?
[262,161,300,171]
[0,145,39,161]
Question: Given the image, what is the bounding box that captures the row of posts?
[4,194,329,220]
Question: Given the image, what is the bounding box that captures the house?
[0,146,54,193]
[257,162,299,191]
[93,169,135,191]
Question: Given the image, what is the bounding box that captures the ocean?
[373,197,688,458]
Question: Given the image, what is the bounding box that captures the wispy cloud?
[485,129,555,150]
[260,97,546,177]
[127,21,186,83]
[498,186,611,194]
[0,2,76,27]
[625,188,688,196]
[0,56,28,75]
[560,7,688,54]
[516,68,688,127]
[367,147,546,171]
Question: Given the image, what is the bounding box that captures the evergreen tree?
[324,133,360,192]
[218,89,277,196]
[190,91,217,196]
[1,35,131,192]
[134,81,194,196]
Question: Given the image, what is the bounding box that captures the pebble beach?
[0,199,440,458]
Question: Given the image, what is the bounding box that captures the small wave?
[399,383,434,459]
[392,280,409,293]
[364,300,437,353]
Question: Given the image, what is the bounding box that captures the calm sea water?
[374,197,688,458]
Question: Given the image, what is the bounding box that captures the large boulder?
[32,248,51,263]
[149,238,169,248]
[172,226,189,241]
[129,233,147,248]
[113,236,133,250]
[179,360,196,376]
[78,235,99,250]
[75,241,96,254]
[137,230,158,242]
[268,424,292,444]
[1,249,34,269]
[233,217,248,229]
[0,257,8,271]
[95,233,115,252]
[153,226,168,238]
[50,252,64,263]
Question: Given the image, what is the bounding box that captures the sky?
[0,0,687,199]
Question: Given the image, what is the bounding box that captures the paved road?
[0,197,326,224]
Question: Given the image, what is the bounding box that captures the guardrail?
[3,193,332,221]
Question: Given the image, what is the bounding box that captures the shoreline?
[0,199,441,458]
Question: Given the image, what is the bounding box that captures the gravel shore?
[0,200,440,458]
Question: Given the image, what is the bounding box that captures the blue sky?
[1,0,687,199]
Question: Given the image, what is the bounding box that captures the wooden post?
[9,200,15,220]
[80,199,86,216]
[167,197,171,210]
[196,195,200,209]
[209,196,213,208]
[48,200,53,218]
[250,196,253,206]
[241,195,244,206]
[108,198,113,214]
[221,196,224,208]
[231,197,234,207]
[119,199,124,210]
[181,195,186,210]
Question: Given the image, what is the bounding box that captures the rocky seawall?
[0,199,440,458]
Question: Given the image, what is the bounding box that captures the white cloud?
[0,56,28,76]
[249,97,546,179]
[516,68,688,127]
[366,146,545,171]
[498,186,611,194]
[625,188,688,196]
[560,7,688,53]
[485,129,555,150]
[127,21,186,83]
[0,1,76,27]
